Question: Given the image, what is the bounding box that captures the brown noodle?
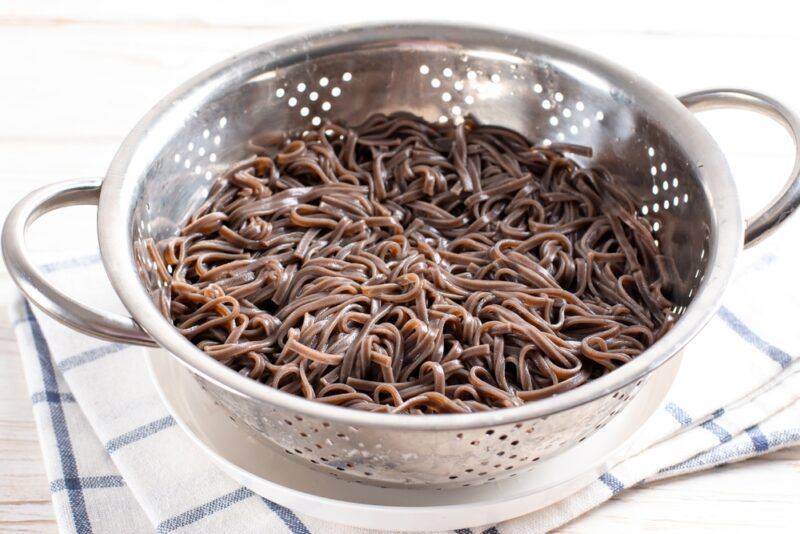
[148,112,675,414]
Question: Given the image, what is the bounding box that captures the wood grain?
[1,2,798,532]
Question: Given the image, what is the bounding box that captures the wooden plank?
[0,0,797,37]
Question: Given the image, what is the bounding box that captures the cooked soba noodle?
[147,112,675,414]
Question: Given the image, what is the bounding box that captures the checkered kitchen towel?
[11,216,800,533]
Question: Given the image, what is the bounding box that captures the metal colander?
[5,23,800,488]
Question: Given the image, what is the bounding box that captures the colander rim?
[99,22,743,431]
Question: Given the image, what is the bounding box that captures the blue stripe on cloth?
[12,315,33,327]
[31,390,76,404]
[712,407,725,418]
[481,527,500,534]
[26,302,92,534]
[767,427,800,447]
[717,306,792,369]
[106,416,176,453]
[599,472,624,494]
[59,343,128,372]
[263,498,311,534]
[39,253,102,274]
[660,426,800,476]
[50,475,125,493]
[746,426,770,452]
[700,420,732,443]
[664,402,693,426]
[454,529,473,534]
[156,487,255,533]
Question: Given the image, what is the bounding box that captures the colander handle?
[1,178,157,346]
[679,89,800,248]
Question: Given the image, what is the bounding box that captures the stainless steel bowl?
[5,23,800,488]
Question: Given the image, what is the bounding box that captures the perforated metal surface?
[196,374,646,488]
[134,38,710,308]
[121,24,733,487]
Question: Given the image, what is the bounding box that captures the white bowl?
[146,348,681,531]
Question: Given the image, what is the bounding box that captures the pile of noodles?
[147,112,675,414]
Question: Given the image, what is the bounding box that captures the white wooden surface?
[1,1,799,531]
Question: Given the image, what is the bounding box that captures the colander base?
[147,348,681,531]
